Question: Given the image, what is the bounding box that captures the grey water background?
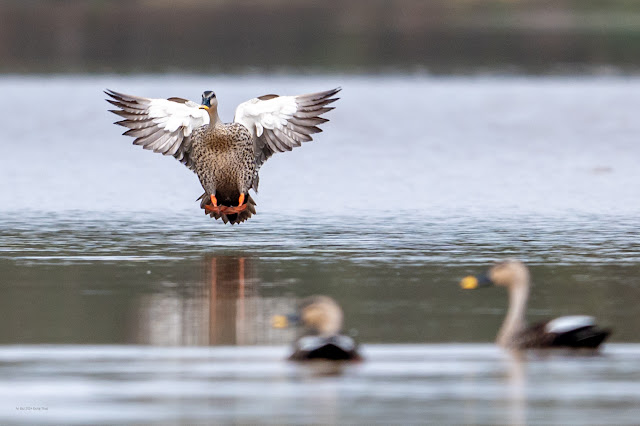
[1,74,640,424]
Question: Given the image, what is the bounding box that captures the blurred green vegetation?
[3,0,640,73]
[0,0,640,73]
[1,255,637,344]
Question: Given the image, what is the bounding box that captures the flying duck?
[460,260,611,350]
[272,296,362,361]
[105,87,340,224]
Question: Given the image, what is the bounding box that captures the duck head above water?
[200,90,217,108]
[199,90,221,123]
[299,296,344,337]
[486,259,530,289]
[273,295,344,337]
[461,259,530,290]
[461,260,531,348]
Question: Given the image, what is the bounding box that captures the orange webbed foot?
[222,194,248,215]
[222,205,248,215]
[205,205,226,214]
[204,194,227,214]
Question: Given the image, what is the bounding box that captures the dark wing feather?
[516,320,611,349]
[105,89,209,169]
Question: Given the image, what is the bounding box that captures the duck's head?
[200,90,218,110]
[272,296,344,337]
[460,259,530,290]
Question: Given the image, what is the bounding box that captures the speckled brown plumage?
[191,122,257,224]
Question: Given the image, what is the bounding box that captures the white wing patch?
[148,99,209,136]
[106,89,210,168]
[234,96,298,138]
[296,335,356,352]
[545,316,595,334]
[297,336,326,351]
[334,335,356,351]
[232,87,340,166]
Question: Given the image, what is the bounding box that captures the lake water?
[1,74,640,424]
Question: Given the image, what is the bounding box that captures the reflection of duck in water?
[461,260,611,350]
[273,296,362,361]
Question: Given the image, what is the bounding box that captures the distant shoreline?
[3,0,640,74]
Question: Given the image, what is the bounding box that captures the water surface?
[3,345,640,425]
[1,75,639,424]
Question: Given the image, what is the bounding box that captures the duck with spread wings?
[106,87,340,224]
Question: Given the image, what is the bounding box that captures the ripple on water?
[1,211,639,265]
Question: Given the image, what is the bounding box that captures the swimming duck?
[460,260,611,350]
[272,296,362,361]
[106,87,340,224]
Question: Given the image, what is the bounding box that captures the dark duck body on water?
[106,87,340,224]
[461,260,611,350]
[272,296,362,361]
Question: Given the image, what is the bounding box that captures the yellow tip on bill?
[199,105,209,110]
[271,315,289,329]
[460,276,479,290]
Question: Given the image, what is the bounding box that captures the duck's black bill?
[460,273,493,290]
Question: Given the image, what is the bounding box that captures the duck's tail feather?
[198,193,257,225]
[551,326,612,349]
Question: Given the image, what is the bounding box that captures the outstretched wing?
[105,89,209,169]
[233,88,340,167]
